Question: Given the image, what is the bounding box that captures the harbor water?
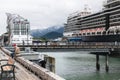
[39,51,120,80]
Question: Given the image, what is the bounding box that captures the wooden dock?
[0,47,65,80]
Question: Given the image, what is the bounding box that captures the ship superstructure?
[64,5,91,37]
[6,13,32,45]
[64,0,120,42]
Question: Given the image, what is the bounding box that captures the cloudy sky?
[0,0,105,35]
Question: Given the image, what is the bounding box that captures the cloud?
[0,0,104,35]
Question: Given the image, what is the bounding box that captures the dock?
[18,42,120,54]
[18,42,120,48]
[0,47,65,80]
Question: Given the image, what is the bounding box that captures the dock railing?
[0,47,65,80]
[18,42,120,49]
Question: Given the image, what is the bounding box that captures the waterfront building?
[64,0,120,42]
[6,13,32,45]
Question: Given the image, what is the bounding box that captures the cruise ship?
[2,13,33,45]
[64,0,120,42]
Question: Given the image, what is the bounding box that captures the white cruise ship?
[6,13,32,45]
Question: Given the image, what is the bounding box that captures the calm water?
[40,51,120,80]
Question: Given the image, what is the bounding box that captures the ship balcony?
[107,0,118,3]
[103,0,120,7]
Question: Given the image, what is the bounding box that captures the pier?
[90,51,110,72]
[18,42,120,52]
[17,42,120,72]
[0,47,65,80]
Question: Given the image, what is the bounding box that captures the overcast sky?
[0,0,105,35]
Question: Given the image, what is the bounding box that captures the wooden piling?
[105,54,109,72]
[96,54,100,71]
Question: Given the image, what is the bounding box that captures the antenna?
[84,4,87,11]
[84,4,91,12]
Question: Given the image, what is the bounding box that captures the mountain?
[42,31,63,39]
[30,26,64,39]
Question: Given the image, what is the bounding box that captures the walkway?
[0,50,40,80]
[0,47,65,80]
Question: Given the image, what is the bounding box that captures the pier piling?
[96,54,100,71]
[105,54,109,72]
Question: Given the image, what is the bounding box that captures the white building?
[6,13,32,45]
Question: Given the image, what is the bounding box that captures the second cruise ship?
[64,0,120,42]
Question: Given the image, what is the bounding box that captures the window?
[14,23,20,35]
[21,23,26,35]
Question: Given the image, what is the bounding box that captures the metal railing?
[18,41,120,49]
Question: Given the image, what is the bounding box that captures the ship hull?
[81,34,120,42]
